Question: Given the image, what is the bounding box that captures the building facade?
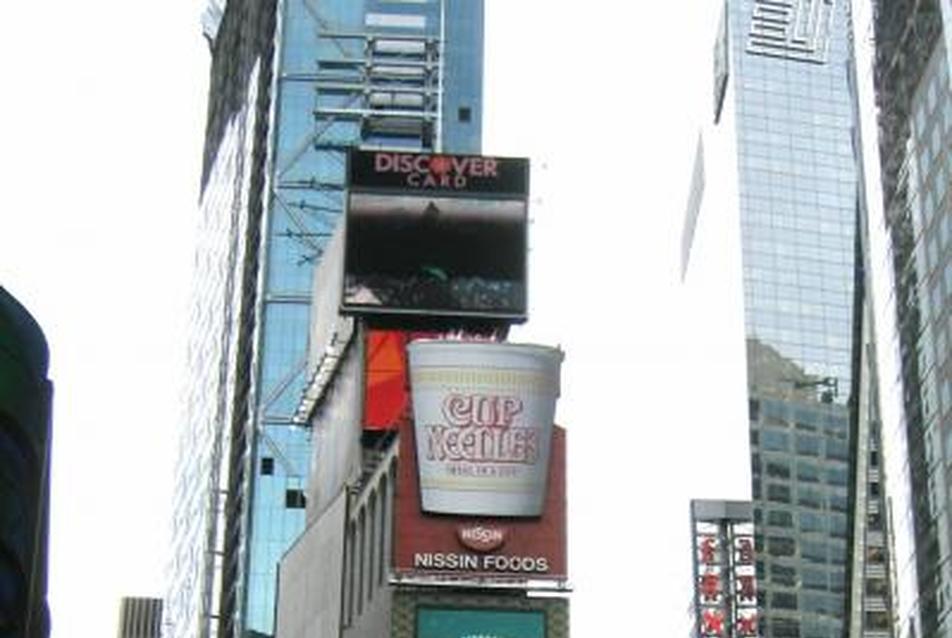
[683,1,893,636]
[272,149,565,638]
[0,287,52,638]
[166,2,484,637]
[862,1,952,636]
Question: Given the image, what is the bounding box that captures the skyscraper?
[860,2,952,636]
[682,1,892,636]
[166,2,484,637]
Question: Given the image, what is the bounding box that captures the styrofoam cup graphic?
[407,340,563,517]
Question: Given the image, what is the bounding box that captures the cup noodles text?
[424,394,539,465]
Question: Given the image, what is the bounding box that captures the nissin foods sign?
[393,422,567,581]
[349,150,528,195]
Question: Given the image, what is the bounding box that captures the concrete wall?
[275,490,348,638]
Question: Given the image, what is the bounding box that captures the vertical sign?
[692,511,757,638]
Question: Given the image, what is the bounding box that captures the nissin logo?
[456,525,507,552]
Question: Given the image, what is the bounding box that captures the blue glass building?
[166,2,483,637]
[684,1,893,636]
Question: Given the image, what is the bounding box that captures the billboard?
[342,150,529,321]
[416,608,545,638]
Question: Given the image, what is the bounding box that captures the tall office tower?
[860,2,952,636]
[166,2,484,638]
[0,287,52,638]
[117,598,163,638]
[682,1,893,636]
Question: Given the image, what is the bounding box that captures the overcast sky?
[0,2,756,636]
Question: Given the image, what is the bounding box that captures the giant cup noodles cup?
[407,340,563,517]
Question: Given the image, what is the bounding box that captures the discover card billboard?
[342,150,529,321]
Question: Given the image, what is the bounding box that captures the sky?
[0,1,760,636]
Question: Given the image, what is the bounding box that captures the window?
[768,510,794,528]
[802,541,827,563]
[866,611,891,631]
[771,618,800,638]
[802,593,831,615]
[773,592,799,610]
[826,466,847,486]
[365,12,426,28]
[771,563,797,586]
[767,460,791,478]
[866,578,888,596]
[762,430,790,451]
[830,494,848,512]
[798,462,820,482]
[798,487,823,509]
[750,399,761,421]
[796,434,821,456]
[458,106,472,122]
[768,483,792,503]
[802,568,827,590]
[826,439,849,461]
[285,489,306,509]
[830,515,847,538]
[260,457,274,475]
[800,512,825,533]
[768,535,796,557]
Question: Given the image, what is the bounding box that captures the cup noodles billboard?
[394,340,566,582]
[341,150,529,321]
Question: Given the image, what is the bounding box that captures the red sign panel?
[364,330,442,430]
[364,330,411,430]
[393,420,567,581]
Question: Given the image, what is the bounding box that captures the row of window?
[759,508,848,535]
[761,534,848,564]
[342,461,395,628]
[761,561,847,593]
[756,458,849,486]
[754,429,850,458]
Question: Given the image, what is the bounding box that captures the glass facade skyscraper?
[684,1,892,636]
[166,2,484,637]
[862,1,952,636]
